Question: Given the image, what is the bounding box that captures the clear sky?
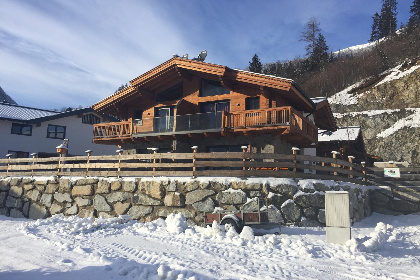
[0,0,412,110]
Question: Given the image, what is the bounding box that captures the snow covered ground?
[1,212,420,280]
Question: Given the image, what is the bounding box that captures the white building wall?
[0,115,117,157]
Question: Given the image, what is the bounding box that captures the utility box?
[325,191,351,245]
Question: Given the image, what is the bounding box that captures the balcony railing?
[93,107,318,142]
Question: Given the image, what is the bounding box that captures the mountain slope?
[0,86,17,105]
[328,59,420,165]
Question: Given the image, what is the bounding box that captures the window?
[156,83,183,102]
[134,110,143,125]
[200,79,230,97]
[200,101,230,113]
[47,124,66,139]
[11,123,32,136]
[82,113,101,124]
[246,97,260,110]
[8,150,29,158]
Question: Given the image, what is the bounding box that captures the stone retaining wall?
[0,177,372,226]
[370,185,420,215]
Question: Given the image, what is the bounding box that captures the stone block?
[40,194,53,207]
[267,205,284,224]
[209,181,229,191]
[216,190,246,205]
[0,192,7,207]
[75,178,99,185]
[65,205,79,216]
[74,197,91,207]
[29,203,49,219]
[281,199,301,222]
[241,198,259,212]
[390,199,418,213]
[23,201,30,217]
[183,181,199,192]
[303,207,317,219]
[268,193,287,210]
[22,178,34,184]
[127,205,153,219]
[98,212,114,219]
[231,181,262,191]
[27,189,41,202]
[46,183,59,194]
[54,193,73,203]
[0,208,9,216]
[164,192,185,207]
[156,208,195,219]
[50,203,65,215]
[192,198,215,213]
[111,180,122,191]
[9,186,23,198]
[186,189,216,205]
[6,196,22,208]
[166,180,177,192]
[249,191,263,197]
[107,192,131,203]
[138,181,165,199]
[114,202,131,215]
[97,179,110,194]
[0,180,10,191]
[78,208,95,218]
[72,185,94,196]
[59,178,72,192]
[23,184,35,191]
[317,209,326,224]
[293,192,325,208]
[10,178,22,186]
[122,180,137,192]
[300,217,321,227]
[269,182,298,197]
[9,209,25,219]
[94,195,112,212]
[132,194,163,206]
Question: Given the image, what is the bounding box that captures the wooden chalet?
[93,57,335,154]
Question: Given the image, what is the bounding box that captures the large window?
[47,124,66,139]
[11,123,32,136]
[200,78,230,97]
[156,83,183,102]
[200,101,230,113]
[246,97,260,110]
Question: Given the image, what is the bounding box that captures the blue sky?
[0,0,412,110]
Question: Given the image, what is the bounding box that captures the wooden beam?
[158,135,172,141]
[175,67,193,81]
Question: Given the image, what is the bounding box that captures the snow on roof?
[377,108,420,138]
[0,102,57,121]
[318,127,361,142]
[311,97,326,104]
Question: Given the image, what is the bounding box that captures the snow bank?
[166,213,188,234]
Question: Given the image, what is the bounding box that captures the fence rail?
[0,152,369,184]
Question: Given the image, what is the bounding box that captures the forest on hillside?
[248,0,420,98]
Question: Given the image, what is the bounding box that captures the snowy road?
[1,213,420,279]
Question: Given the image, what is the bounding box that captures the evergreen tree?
[408,0,420,28]
[378,0,398,38]
[311,34,329,70]
[369,12,381,41]
[300,17,321,56]
[248,54,262,73]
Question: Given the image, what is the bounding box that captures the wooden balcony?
[93,107,318,144]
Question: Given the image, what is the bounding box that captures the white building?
[0,102,117,158]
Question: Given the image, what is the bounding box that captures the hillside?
[328,59,420,166]
[0,86,17,105]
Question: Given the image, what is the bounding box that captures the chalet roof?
[0,102,118,124]
[312,98,336,131]
[318,126,361,142]
[94,58,316,113]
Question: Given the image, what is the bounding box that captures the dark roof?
[0,101,119,123]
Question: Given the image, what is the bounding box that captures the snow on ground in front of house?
[1,212,420,280]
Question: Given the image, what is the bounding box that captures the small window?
[11,123,32,136]
[47,124,66,139]
[156,83,183,102]
[200,79,230,97]
[245,97,260,110]
[82,113,101,124]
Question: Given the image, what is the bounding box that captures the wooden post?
[191,146,198,178]
[241,145,248,178]
[221,110,226,128]
[85,150,92,177]
[30,153,37,177]
[361,161,366,184]
[151,148,159,176]
[6,154,12,177]
[331,151,340,176]
[58,154,62,176]
[292,147,300,180]
[348,156,355,179]
[116,149,123,178]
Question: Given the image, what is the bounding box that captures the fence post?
[85,150,92,177]
[30,153,37,177]
[151,148,159,177]
[361,161,366,183]
[116,149,123,178]
[348,156,355,179]
[241,145,248,178]
[191,146,198,178]
[6,154,12,177]
[331,151,340,176]
[292,147,300,180]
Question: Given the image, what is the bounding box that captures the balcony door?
[154,107,174,133]
[200,101,230,129]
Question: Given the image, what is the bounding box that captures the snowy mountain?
[328,59,420,165]
[0,86,17,105]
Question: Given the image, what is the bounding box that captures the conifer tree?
[248,54,262,73]
[408,0,420,28]
[378,0,398,38]
[300,17,321,56]
[369,12,381,42]
[311,34,329,70]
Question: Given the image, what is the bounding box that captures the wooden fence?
[0,152,368,184]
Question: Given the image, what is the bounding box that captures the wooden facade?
[93,58,335,152]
